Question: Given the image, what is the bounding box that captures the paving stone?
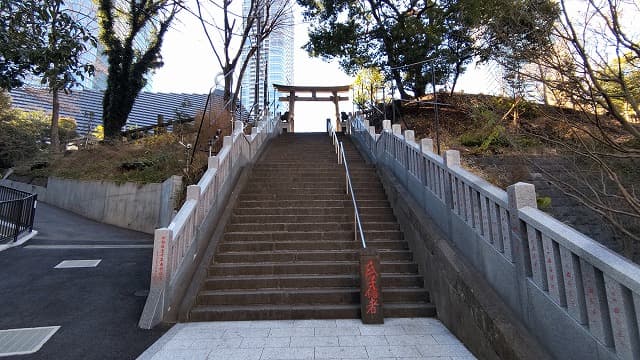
[240,337,291,348]
[338,335,388,346]
[364,345,422,358]
[315,327,361,336]
[224,328,271,338]
[289,336,339,347]
[402,324,450,335]
[359,325,407,336]
[150,349,211,360]
[314,345,369,359]
[416,344,474,357]
[206,348,262,360]
[191,338,243,349]
[385,334,438,346]
[432,333,462,345]
[269,327,315,337]
[260,347,314,359]
[293,319,337,328]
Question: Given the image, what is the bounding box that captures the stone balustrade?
[350,117,640,360]
[139,117,279,329]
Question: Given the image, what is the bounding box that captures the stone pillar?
[443,150,461,217]
[507,182,537,265]
[333,91,340,132]
[421,138,434,153]
[404,130,416,147]
[360,247,383,324]
[507,182,537,319]
[288,91,295,133]
[186,184,201,223]
[234,120,244,134]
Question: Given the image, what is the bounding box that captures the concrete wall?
[1,176,182,234]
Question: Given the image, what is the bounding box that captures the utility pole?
[263,44,269,117]
[254,3,262,122]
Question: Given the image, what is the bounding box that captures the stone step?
[189,304,361,322]
[235,199,391,208]
[244,181,382,189]
[202,273,425,290]
[233,206,395,217]
[238,193,388,201]
[195,287,428,306]
[218,240,409,252]
[225,222,400,233]
[241,186,384,194]
[214,249,413,263]
[188,134,435,323]
[208,261,418,276]
[223,230,403,242]
[229,214,397,224]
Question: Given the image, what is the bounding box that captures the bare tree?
[513,0,640,260]
[187,0,292,112]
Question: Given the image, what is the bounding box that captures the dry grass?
[14,131,198,185]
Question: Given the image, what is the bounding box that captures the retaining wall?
[0,176,182,234]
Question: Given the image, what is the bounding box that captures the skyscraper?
[239,0,294,119]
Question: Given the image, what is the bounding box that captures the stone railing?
[350,117,640,360]
[139,116,279,329]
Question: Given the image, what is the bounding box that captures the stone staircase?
[188,133,435,321]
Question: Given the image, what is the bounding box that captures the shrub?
[0,108,49,168]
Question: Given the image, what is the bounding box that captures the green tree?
[354,68,385,109]
[0,0,96,152]
[97,0,180,139]
[298,0,557,99]
[515,0,640,260]
[0,1,39,88]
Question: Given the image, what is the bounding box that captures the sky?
[150,2,494,132]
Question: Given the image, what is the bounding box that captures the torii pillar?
[288,90,295,132]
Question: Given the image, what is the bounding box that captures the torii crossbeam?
[273,84,352,133]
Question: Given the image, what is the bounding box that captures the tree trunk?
[450,64,461,96]
[102,87,134,140]
[391,69,409,99]
[50,89,60,153]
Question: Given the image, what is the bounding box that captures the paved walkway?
[138,318,476,360]
[0,203,169,359]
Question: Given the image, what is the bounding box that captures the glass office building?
[239,0,294,119]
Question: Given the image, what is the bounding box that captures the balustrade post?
[507,182,536,266]
[234,120,244,134]
[391,124,402,135]
[507,182,537,320]
[186,185,202,224]
[442,150,460,211]
[421,138,434,153]
[143,227,172,327]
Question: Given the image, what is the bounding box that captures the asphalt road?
[0,203,171,360]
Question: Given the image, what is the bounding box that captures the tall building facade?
[239,0,294,119]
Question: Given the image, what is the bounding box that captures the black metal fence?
[0,186,37,243]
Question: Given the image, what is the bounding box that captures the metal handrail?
[328,125,367,248]
[340,142,367,248]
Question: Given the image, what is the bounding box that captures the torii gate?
[273,84,351,133]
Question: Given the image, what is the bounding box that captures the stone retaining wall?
[0,176,182,234]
